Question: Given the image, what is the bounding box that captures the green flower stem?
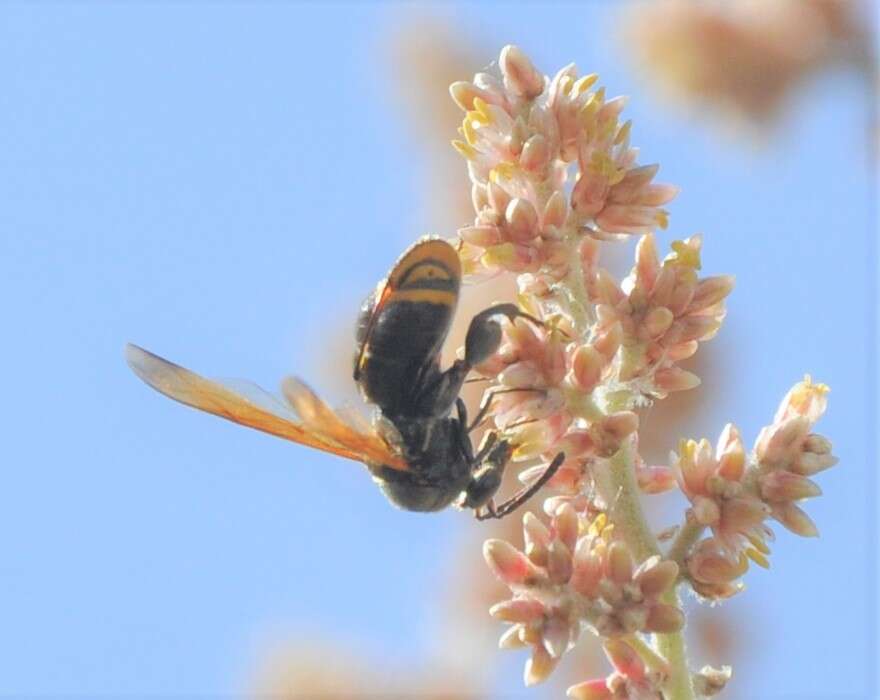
[602,441,659,561]
[624,634,670,676]
[557,224,694,699]
[595,442,695,700]
[656,587,695,700]
[666,515,705,572]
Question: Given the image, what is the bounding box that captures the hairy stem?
[602,441,659,561]
[656,586,695,700]
[556,220,694,698]
[666,514,705,572]
[594,442,695,700]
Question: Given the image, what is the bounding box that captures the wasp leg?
[462,437,513,512]
[414,306,542,418]
[463,303,542,367]
[467,386,546,433]
[474,451,566,520]
[455,398,475,463]
[472,429,498,464]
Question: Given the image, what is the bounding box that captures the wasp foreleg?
[463,303,542,367]
[462,436,512,512]
[474,451,566,520]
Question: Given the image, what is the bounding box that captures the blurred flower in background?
[620,0,876,136]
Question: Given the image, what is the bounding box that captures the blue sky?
[0,3,875,698]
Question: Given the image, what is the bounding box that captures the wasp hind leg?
[473,451,566,521]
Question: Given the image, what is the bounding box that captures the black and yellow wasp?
[127,238,562,518]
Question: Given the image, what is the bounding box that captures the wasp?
[127,238,563,518]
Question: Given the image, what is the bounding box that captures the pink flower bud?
[547,540,573,584]
[542,614,572,658]
[606,541,634,584]
[484,539,545,585]
[593,270,625,306]
[499,625,529,649]
[637,464,676,493]
[570,344,604,392]
[449,80,495,111]
[490,598,546,623]
[471,182,488,211]
[759,471,822,502]
[567,679,612,700]
[520,133,550,172]
[654,367,701,393]
[649,266,676,307]
[688,538,748,584]
[774,376,829,425]
[803,433,833,455]
[543,190,568,228]
[770,503,819,538]
[721,496,768,534]
[642,306,674,339]
[603,638,646,682]
[487,180,511,214]
[646,604,685,633]
[459,225,502,247]
[500,45,545,99]
[635,233,660,289]
[715,423,745,481]
[613,165,661,203]
[675,315,721,342]
[688,275,735,313]
[524,644,560,686]
[755,416,810,465]
[635,558,679,597]
[505,198,539,243]
[497,363,541,392]
[571,548,603,598]
[792,450,838,476]
[553,502,580,552]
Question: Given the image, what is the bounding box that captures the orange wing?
[125,344,407,471]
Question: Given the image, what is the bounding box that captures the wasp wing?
[125,343,406,470]
[353,237,462,379]
[279,377,405,469]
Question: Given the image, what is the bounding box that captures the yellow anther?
[656,211,670,230]
[489,162,516,183]
[572,73,599,97]
[746,533,770,555]
[615,120,632,145]
[746,547,770,569]
[462,118,479,146]
[451,140,476,160]
[472,96,493,123]
[466,109,490,127]
[558,75,573,97]
[669,239,701,268]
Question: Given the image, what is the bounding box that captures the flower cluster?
[469,231,731,488]
[673,377,837,601]
[451,45,678,279]
[448,45,840,700]
[484,506,682,687]
[587,233,733,399]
